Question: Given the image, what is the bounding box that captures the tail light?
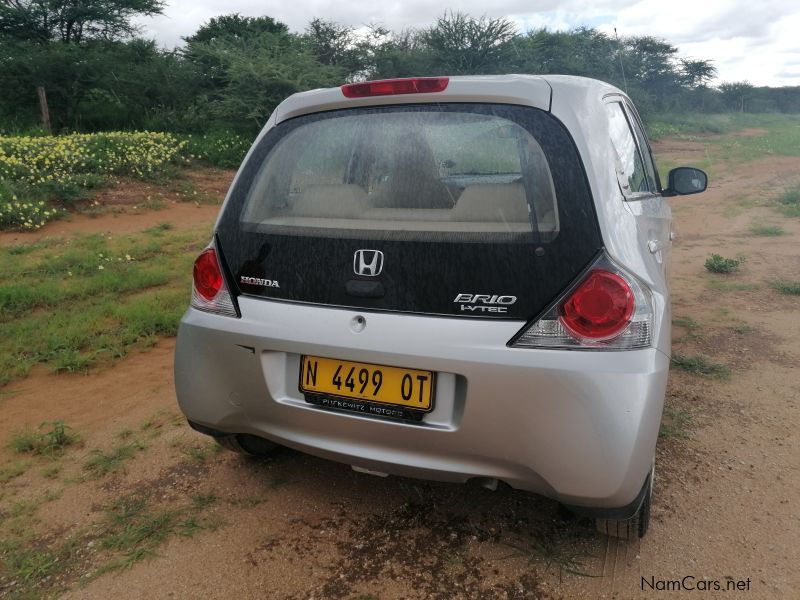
[190,247,238,317]
[341,77,449,98]
[511,253,653,350]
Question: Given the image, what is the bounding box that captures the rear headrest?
[291,185,370,218]
[450,183,529,222]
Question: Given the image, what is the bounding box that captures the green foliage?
[1,10,797,137]
[0,131,188,229]
[85,441,144,477]
[0,195,63,231]
[0,0,165,44]
[0,460,29,483]
[775,185,800,216]
[749,223,784,236]
[420,11,517,75]
[645,113,732,140]
[185,13,288,44]
[184,32,341,132]
[0,131,187,188]
[660,406,693,439]
[0,228,207,386]
[770,280,800,295]
[704,253,743,274]
[673,316,702,341]
[184,131,251,168]
[671,354,731,379]
[708,279,759,292]
[9,420,79,458]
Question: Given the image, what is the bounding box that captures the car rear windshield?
[240,107,559,243]
[216,103,602,320]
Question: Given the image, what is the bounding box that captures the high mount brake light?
[190,246,238,317]
[559,270,634,341]
[510,254,653,350]
[341,77,449,98]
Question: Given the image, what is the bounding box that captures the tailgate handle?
[648,240,665,254]
[346,280,385,298]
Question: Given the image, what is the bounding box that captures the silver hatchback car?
[175,75,707,539]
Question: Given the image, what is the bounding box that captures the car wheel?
[215,434,277,457]
[596,463,654,540]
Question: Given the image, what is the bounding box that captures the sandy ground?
[1,144,799,599]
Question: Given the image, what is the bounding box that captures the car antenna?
[614,27,629,95]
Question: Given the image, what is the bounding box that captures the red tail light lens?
[341,77,449,98]
[193,248,223,301]
[559,270,634,340]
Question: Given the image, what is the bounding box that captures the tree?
[420,11,516,74]
[184,13,288,45]
[0,37,194,130]
[514,28,619,81]
[304,18,354,67]
[184,29,341,132]
[0,0,165,44]
[679,58,717,89]
[719,81,755,112]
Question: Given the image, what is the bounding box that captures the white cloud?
[134,0,800,86]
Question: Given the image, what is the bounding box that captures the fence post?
[36,86,52,134]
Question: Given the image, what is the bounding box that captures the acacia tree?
[0,0,164,44]
[719,81,755,112]
[679,58,717,89]
[420,11,517,74]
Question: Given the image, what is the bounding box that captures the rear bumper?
[175,298,668,512]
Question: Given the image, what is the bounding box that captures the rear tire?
[215,434,277,457]
[596,464,654,540]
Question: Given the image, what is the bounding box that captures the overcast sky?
[134,0,800,87]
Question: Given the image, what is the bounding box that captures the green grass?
[41,465,61,479]
[9,420,79,458]
[775,185,800,217]
[0,227,209,386]
[86,492,219,578]
[749,223,785,236]
[1,483,219,594]
[181,440,221,463]
[708,279,759,292]
[0,460,29,483]
[650,114,800,186]
[673,316,702,341]
[671,354,731,379]
[1,540,63,585]
[660,406,693,439]
[144,222,174,234]
[770,280,800,295]
[84,441,145,477]
[645,113,733,141]
[704,253,744,274]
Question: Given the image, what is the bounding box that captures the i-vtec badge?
[240,276,280,288]
[454,293,517,313]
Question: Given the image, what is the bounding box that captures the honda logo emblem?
[353,249,384,277]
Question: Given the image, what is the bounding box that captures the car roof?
[273,74,626,123]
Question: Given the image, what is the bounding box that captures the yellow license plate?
[299,356,434,412]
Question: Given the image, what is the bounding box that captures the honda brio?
[175,75,707,539]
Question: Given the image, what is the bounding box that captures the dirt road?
[1,140,798,599]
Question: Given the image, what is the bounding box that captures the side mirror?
[663,167,708,197]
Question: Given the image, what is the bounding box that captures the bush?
[770,280,800,295]
[776,185,800,216]
[183,131,251,168]
[704,253,743,274]
[0,132,187,188]
[0,194,63,231]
